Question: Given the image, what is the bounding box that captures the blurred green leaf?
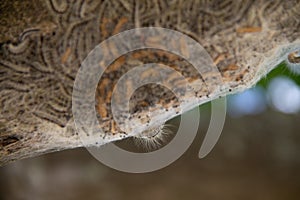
[258,62,300,87]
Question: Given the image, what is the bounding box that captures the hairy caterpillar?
[287,51,300,74]
[133,124,175,151]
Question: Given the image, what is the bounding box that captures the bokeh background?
[1,63,300,200]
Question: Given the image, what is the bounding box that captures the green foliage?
[258,62,300,87]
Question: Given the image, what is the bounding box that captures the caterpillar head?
[287,50,300,74]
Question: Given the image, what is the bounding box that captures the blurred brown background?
[1,105,300,200]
